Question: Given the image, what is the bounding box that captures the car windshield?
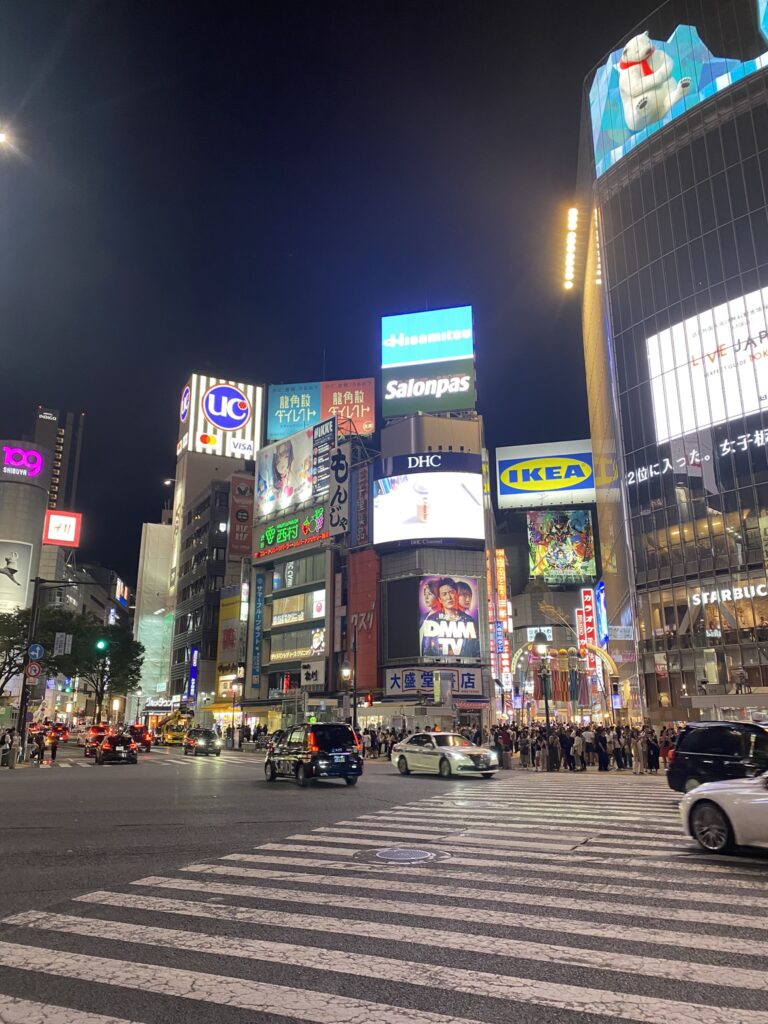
[433,735,473,747]
[195,731,216,739]
[312,724,356,750]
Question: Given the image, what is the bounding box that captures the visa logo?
[499,456,593,492]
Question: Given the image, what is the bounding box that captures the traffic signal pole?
[16,577,43,755]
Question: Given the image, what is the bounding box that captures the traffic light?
[95,639,108,651]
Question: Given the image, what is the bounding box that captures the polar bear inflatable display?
[618,31,692,132]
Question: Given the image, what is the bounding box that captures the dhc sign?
[497,440,595,509]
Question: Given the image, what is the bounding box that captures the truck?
[155,709,192,746]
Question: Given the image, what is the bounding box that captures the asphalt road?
[1,750,767,1024]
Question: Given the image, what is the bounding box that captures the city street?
[1,759,767,1024]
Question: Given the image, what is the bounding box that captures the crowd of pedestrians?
[488,723,679,773]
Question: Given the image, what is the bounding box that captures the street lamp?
[532,631,552,769]
[340,626,358,732]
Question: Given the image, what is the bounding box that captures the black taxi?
[265,722,363,786]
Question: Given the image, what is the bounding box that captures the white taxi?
[392,732,498,779]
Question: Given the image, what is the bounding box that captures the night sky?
[1,0,654,580]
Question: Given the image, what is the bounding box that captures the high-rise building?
[33,407,85,511]
[578,0,768,723]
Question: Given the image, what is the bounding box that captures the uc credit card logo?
[179,385,191,423]
[499,455,593,493]
[202,383,251,431]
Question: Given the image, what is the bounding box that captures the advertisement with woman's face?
[256,428,315,519]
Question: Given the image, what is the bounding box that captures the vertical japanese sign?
[354,463,370,547]
[495,548,511,684]
[581,587,598,672]
[186,646,199,706]
[329,442,351,537]
[228,473,254,558]
[251,574,265,688]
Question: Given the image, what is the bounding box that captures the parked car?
[680,771,768,852]
[183,728,223,756]
[667,721,768,793]
[264,723,363,786]
[83,726,109,758]
[94,732,138,765]
[127,724,153,752]
[392,732,498,779]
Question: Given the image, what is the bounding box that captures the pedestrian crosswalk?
[27,751,262,770]
[2,773,767,1024]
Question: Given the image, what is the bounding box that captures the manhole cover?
[375,848,435,863]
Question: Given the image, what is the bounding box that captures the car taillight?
[129,742,138,749]
[308,731,320,753]
[667,748,676,766]
[102,743,112,751]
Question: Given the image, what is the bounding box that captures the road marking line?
[0,994,146,1024]
[180,862,768,929]
[72,890,768,993]
[219,851,768,909]
[4,912,764,1024]
[284,835,764,889]
[0,938,488,1024]
[131,875,761,956]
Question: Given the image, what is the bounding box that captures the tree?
[59,617,144,721]
[0,610,30,699]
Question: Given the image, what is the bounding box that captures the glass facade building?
[580,0,768,722]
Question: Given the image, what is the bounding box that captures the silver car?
[392,732,498,779]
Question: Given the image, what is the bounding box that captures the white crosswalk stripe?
[0,772,766,1024]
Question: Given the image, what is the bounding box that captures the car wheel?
[439,758,452,779]
[397,755,410,775]
[344,776,358,786]
[296,763,308,787]
[690,800,734,853]
[481,772,495,779]
[215,751,221,757]
[684,776,701,793]
[265,761,277,783]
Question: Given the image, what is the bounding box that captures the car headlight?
[216,740,222,746]
[487,752,498,763]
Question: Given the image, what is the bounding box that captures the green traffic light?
[95,639,108,651]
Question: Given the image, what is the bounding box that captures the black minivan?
[264,722,363,786]
[667,721,768,792]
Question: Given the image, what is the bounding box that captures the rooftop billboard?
[497,440,595,509]
[589,6,768,177]
[266,379,375,441]
[177,374,264,461]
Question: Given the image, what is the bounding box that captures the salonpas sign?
[692,582,768,606]
[381,306,476,417]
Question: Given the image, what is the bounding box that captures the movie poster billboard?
[527,509,596,584]
[418,575,480,659]
[256,418,335,520]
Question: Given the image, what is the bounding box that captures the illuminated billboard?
[527,509,596,584]
[43,510,82,548]
[647,287,768,443]
[256,418,336,520]
[381,306,475,417]
[373,452,484,547]
[266,379,375,441]
[254,504,328,560]
[590,9,768,177]
[497,440,595,509]
[419,575,480,659]
[0,540,32,614]
[177,374,264,460]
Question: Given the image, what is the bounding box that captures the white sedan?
[392,732,498,779]
[680,771,768,853]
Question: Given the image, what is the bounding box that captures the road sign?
[28,643,44,661]
[25,662,42,679]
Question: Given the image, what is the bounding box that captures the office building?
[33,407,84,511]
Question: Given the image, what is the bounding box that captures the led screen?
[381,306,476,417]
[497,440,595,508]
[419,575,480,659]
[590,9,768,177]
[527,509,596,584]
[647,287,768,443]
[373,453,484,547]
